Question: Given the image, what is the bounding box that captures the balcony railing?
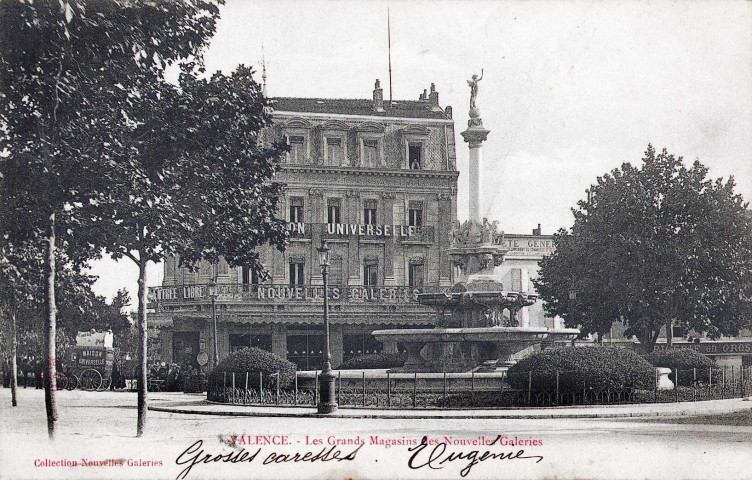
[148,284,448,306]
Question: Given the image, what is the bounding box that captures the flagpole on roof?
[388,7,393,105]
[261,45,267,97]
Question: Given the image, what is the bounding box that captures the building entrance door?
[173,331,200,369]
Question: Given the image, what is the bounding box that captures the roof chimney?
[532,223,542,235]
[372,79,384,112]
[428,83,440,109]
[428,83,439,105]
[445,105,452,119]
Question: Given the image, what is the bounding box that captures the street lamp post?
[210,280,219,369]
[317,239,338,414]
[568,287,578,347]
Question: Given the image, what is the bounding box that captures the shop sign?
[653,342,752,355]
[196,352,209,366]
[288,222,418,238]
[503,236,555,257]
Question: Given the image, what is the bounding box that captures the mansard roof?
[269,97,451,120]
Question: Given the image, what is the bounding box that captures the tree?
[534,145,752,353]
[87,64,288,436]
[1,242,131,402]
[0,0,221,438]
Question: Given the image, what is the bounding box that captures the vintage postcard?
[1,1,751,479]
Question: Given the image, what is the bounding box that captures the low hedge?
[507,346,655,394]
[338,352,407,370]
[644,348,715,385]
[209,348,296,389]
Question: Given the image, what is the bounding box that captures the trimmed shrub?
[644,348,715,385]
[209,347,296,389]
[338,352,407,370]
[507,346,655,394]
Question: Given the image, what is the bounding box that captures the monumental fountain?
[372,71,579,372]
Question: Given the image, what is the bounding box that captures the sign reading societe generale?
[503,235,555,258]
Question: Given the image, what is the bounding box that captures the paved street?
[1,388,751,480]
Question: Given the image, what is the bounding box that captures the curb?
[148,400,752,420]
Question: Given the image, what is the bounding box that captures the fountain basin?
[373,326,580,373]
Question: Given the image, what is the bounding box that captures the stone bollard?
[655,367,674,390]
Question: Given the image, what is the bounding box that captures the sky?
[88,0,752,304]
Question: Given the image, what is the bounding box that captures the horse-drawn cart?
[59,330,115,391]
[68,345,114,391]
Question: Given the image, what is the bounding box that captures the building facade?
[148,81,462,370]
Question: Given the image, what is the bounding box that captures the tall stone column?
[461,70,490,223]
[461,126,490,222]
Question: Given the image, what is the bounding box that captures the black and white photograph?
[1,1,751,479]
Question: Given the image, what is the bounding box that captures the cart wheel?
[79,369,102,391]
[56,374,68,391]
[98,376,111,392]
[67,374,78,391]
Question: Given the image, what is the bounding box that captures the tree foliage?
[534,145,752,352]
[89,65,288,273]
[77,55,288,436]
[0,0,221,438]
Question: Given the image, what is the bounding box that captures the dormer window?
[325,137,344,166]
[321,120,350,167]
[283,118,312,164]
[289,136,305,163]
[363,139,379,168]
[409,143,422,169]
[356,122,385,168]
[401,124,429,170]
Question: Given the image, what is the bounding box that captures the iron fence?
[206,366,752,409]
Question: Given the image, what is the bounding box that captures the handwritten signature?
[174,440,361,480]
[407,435,544,477]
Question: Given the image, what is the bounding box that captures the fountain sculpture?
[372,71,579,372]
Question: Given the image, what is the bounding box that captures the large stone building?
[147,80,563,371]
[149,81,463,370]
[145,78,752,372]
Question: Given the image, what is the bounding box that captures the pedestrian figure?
[35,358,43,389]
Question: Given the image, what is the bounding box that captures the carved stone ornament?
[381,191,397,199]
[449,218,504,248]
[308,188,323,197]
[345,189,361,198]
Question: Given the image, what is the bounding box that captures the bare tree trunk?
[10,292,18,407]
[136,258,148,437]
[44,212,58,439]
[666,320,673,349]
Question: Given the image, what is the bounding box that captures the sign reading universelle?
[288,222,420,238]
[653,342,752,355]
[71,347,114,368]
